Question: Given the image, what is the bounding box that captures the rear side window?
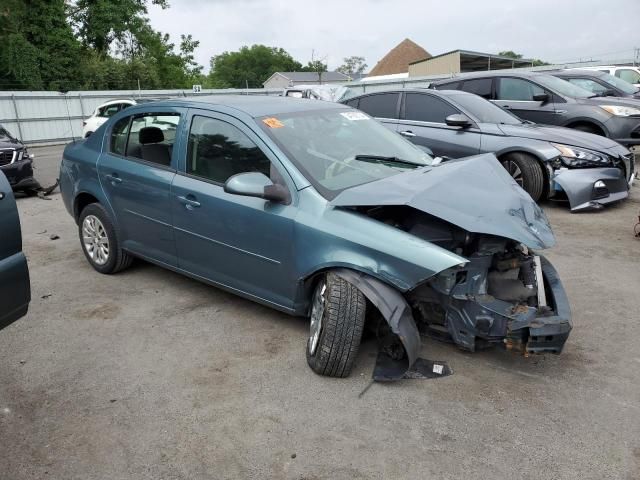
[616,69,640,84]
[110,117,130,156]
[496,78,545,101]
[460,78,493,99]
[187,116,271,184]
[356,93,399,118]
[98,105,120,118]
[404,93,459,123]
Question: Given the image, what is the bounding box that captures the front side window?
[258,108,432,199]
[187,116,271,184]
[461,78,493,99]
[404,93,459,123]
[616,69,640,84]
[497,78,545,101]
[356,93,399,118]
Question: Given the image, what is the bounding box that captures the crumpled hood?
[497,123,620,152]
[331,153,556,250]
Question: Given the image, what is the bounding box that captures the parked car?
[549,69,640,99]
[431,71,640,149]
[83,98,163,138]
[0,170,31,331]
[0,124,39,193]
[580,66,640,88]
[60,96,571,379]
[343,89,635,211]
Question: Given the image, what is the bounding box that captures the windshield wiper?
[354,154,422,166]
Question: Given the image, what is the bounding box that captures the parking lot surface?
[1,145,639,479]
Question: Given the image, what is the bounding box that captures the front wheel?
[500,152,545,201]
[78,203,133,274]
[306,273,366,378]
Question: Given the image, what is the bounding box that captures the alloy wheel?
[82,215,110,265]
[308,280,327,356]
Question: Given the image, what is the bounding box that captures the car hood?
[330,153,555,250]
[578,96,640,108]
[0,138,23,148]
[497,123,620,152]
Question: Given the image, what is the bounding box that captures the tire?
[500,152,545,201]
[78,203,133,274]
[306,272,366,378]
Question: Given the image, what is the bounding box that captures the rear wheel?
[78,203,133,274]
[306,272,366,378]
[500,152,545,201]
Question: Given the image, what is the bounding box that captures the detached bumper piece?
[552,167,629,212]
[0,159,39,191]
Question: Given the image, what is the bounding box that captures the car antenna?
[59,88,77,144]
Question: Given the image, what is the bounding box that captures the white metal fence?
[0,88,282,145]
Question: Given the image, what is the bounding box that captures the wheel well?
[497,151,550,199]
[74,192,99,220]
[566,121,605,136]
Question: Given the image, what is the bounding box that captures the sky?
[148,0,640,73]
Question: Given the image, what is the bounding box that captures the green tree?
[209,45,303,88]
[336,56,367,76]
[498,50,548,67]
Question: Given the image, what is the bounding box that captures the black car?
[431,71,640,149]
[0,124,39,193]
[0,170,31,331]
[343,89,634,211]
[548,69,640,100]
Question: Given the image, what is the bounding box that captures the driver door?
[493,77,559,126]
[0,171,30,331]
[171,110,297,310]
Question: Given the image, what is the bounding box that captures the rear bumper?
[552,167,630,212]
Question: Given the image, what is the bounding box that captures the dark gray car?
[431,71,640,148]
[548,69,640,100]
[343,89,634,211]
[0,170,31,331]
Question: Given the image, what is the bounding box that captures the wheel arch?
[563,119,608,136]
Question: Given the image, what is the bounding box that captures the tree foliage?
[336,56,367,76]
[209,45,304,88]
[498,50,548,66]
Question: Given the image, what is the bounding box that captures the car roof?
[140,95,348,118]
[346,88,473,99]
[431,70,552,84]
[549,69,607,78]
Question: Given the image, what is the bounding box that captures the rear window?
[460,78,493,99]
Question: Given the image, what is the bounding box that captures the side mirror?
[445,114,472,128]
[224,172,290,204]
[532,93,550,103]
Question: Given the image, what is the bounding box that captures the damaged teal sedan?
[59,96,572,380]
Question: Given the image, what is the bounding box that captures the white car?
[580,66,640,88]
[82,99,136,138]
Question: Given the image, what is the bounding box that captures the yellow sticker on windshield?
[263,117,284,128]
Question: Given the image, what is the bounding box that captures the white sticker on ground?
[432,364,444,374]
[340,111,369,121]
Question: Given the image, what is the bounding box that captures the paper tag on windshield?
[263,117,284,128]
[340,111,369,121]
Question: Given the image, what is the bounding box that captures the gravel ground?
[1,145,639,479]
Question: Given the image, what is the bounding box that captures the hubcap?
[308,281,326,356]
[82,215,109,265]
[503,160,524,187]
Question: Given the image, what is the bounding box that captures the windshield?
[258,108,432,198]
[0,125,15,141]
[536,75,595,98]
[600,73,639,94]
[451,93,523,125]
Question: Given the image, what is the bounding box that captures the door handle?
[105,173,122,184]
[400,130,416,138]
[177,195,201,210]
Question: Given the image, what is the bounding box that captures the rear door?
[493,77,559,125]
[0,171,30,331]
[97,107,183,266]
[398,92,481,158]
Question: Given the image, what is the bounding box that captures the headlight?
[599,105,640,117]
[551,143,611,168]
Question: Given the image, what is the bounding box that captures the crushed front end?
[408,235,572,355]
